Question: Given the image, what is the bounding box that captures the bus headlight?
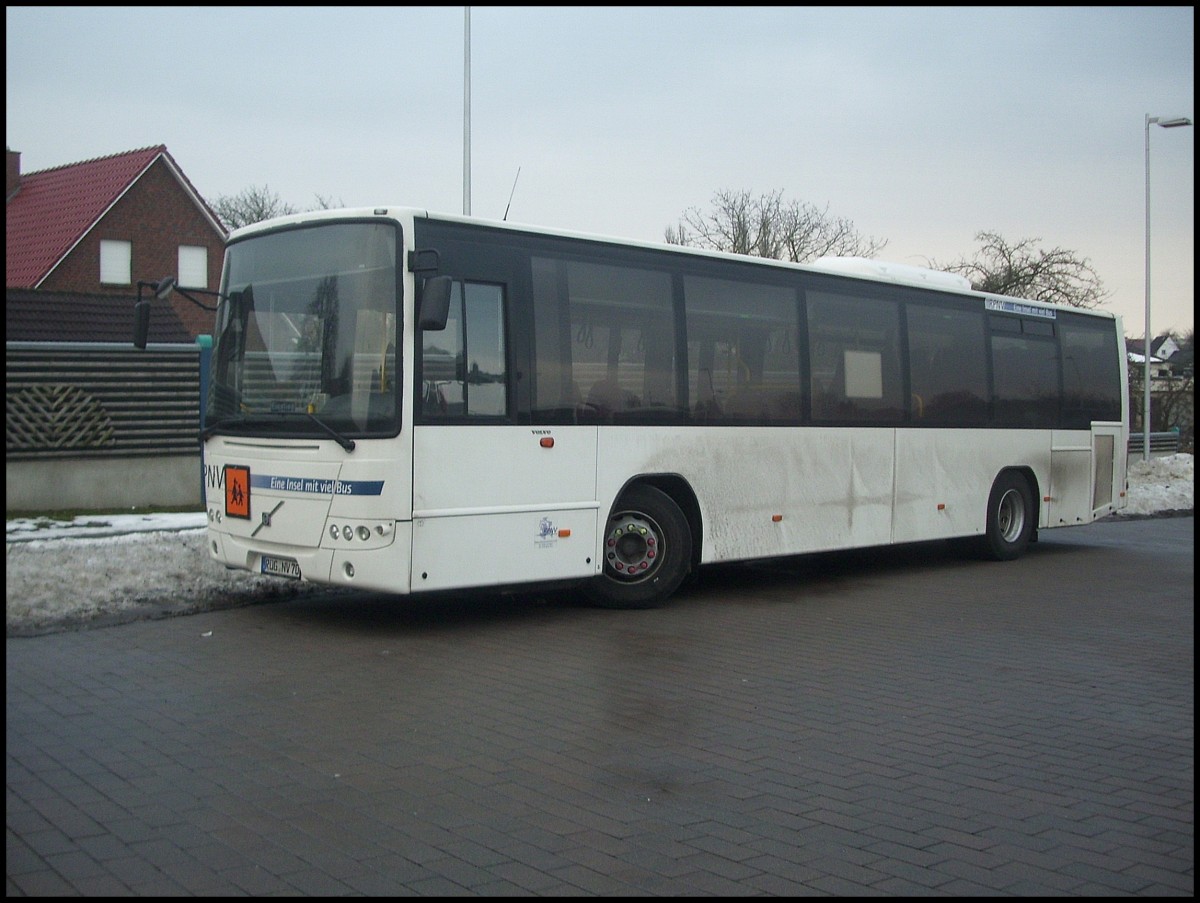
[324,520,396,549]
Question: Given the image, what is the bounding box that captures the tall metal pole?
[1143,114,1193,462]
[463,7,471,216]
[1144,114,1153,464]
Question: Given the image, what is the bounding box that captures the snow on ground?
[6,454,1193,635]
[1120,453,1195,516]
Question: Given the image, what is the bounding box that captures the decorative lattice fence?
[6,343,201,460]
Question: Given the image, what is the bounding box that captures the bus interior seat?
[693,368,721,420]
[726,385,802,422]
[724,386,762,419]
[584,377,640,420]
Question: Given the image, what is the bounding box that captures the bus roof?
[807,256,973,292]
[228,206,1116,321]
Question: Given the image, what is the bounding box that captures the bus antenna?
[503,167,521,221]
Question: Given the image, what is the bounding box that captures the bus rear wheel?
[981,471,1034,561]
[585,485,692,609]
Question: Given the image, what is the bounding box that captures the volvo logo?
[251,500,285,537]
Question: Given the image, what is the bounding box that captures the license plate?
[261,555,301,579]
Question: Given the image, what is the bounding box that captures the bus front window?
[207,221,401,437]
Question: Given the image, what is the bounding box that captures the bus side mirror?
[133,300,151,349]
[418,275,452,331]
[132,276,176,349]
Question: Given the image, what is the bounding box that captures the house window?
[99,240,132,285]
[178,245,208,289]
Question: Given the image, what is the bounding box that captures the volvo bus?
[136,207,1128,608]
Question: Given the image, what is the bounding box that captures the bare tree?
[1128,354,1193,449]
[666,189,887,263]
[932,231,1108,310]
[1146,328,1194,451]
[1175,327,1194,361]
[210,186,346,230]
[211,185,298,231]
[310,193,345,211]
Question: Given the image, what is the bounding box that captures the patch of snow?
[1121,453,1194,516]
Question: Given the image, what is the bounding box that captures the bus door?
[411,267,599,592]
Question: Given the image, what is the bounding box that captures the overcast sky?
[7,6,1194,336]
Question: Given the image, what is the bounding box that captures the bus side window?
[683,276,798,426]
[421,280,509,419]
[990,334,1059,428]
[807,292,901,424]
[558,260,676,424]
[905,303,988,426]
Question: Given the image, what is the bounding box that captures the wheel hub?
[998,488,1025,542]
[605,515,660,579]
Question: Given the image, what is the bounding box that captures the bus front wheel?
[586,485,692,609]
[981,471,1034,561]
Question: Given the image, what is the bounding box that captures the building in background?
[6,145,224,511]
[6,145,226,340]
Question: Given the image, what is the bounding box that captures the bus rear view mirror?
[133,300,151,349]
[419,275,452,331]
[132,276,178,349]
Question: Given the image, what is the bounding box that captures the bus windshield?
[207,221,401,438]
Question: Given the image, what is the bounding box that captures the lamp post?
[1143,114,1192,462]
[463,6,471,216]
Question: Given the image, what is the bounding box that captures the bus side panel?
[893,429,1048,542]
[1047,429,1095,527]
[411,510,598,592]
[594,427,897,565]
[596,426,1060,566]
[893,430,992,542]
[894,429,1053,543]
[411,425,598,510]
[411,425,600,591]
[1043,425,1126,528]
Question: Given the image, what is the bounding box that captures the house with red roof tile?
[6,145,227,342]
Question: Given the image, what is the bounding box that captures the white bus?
[140,207,1128,608]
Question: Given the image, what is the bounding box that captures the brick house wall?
[33,157,225,339]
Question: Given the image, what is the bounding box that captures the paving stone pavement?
[6,516,1194,895]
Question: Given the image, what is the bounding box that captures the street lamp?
[463,6,471,216]
[1143,114,1192,462]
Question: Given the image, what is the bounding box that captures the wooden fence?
[6,342,204,512]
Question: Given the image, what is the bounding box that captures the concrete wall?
[7,455,203,513]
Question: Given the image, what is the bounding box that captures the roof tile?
[6,146,166,287]
[5,287,195,344]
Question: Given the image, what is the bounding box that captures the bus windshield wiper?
[307,413,356,452]
[200,413,355,451]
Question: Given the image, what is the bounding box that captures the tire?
[981,471,1034,561]
[585,484,693,609]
